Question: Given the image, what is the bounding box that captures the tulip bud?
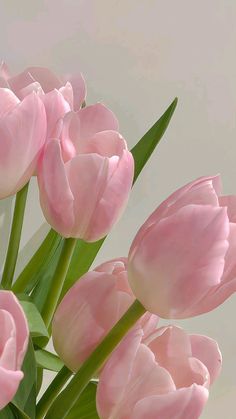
[0,291,29,410]
[38,127,134,241]
[128,175,236,318]
[97,325,221,419]
[52,258,158,372]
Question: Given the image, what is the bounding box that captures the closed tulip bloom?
[0,291,29,410]
[38,124,134,240]
[0,89,46,198]
[97,325,221,419]
[128,175,236,318]
[52,259,158,371]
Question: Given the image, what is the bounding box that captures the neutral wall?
[1,1,236,417]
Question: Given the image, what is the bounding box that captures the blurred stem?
[36,366,71,419]
[44,300,146,419]
[41,237,77,328]
[1,182,29,289]
[13,228,60,294]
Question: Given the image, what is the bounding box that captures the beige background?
[1,1,236,417]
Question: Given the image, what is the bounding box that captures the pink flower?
[0,291,29,410]
[0,62,85,139]
[52,258,158,371]
[96,325,222,419]
[0,88,46,198]
[128,175,236,318]
[38,125,134,240]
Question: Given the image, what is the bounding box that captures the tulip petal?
[53,271,124,371]
[0,61,10,80]
[219,195,236,222]
[132,385,208,419]
[26,66,62,92]
[85,148,134,241]
[0,88,20,117]
[0,291,28,370]
[59,82,74,109]
[128,205,229,318]
[65,73,86,110]
[190,334,222,384]
[77,103,119,141]
[0,367,23,410]
[42,90,70,139]
[0,92,46,198]
[38,139,75,237]
[130,176,221,258]
[96,328,143,419]
[8,71,35,96]
[18,81,43,99]
[0,309,17,370]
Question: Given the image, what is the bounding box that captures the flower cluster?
[0,63,235,419]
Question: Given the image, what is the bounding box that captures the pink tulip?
[128,175,236,318]
[0,291,29,410]
[0,63,84,140]
[97,325,221,419]
[38,125,134,240]
[0,89,46,198]
[52,258,158,371]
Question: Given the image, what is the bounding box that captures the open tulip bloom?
[0,64,234,419]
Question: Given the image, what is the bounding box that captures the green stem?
[45,300,146,419]
[12,229,60,294]
[1,183,29,289]
[36,366,71,419]
[41,238,77,328]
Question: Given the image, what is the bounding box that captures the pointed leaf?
[35,349,63,372]
[66,382,99,419]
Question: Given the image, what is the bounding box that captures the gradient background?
[0,1,236,417]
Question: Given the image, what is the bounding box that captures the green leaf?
[13,339,37,418]
[35,349,64,372]
[61,98,178,297]
[19,301,49,339]
[30,238,64,313]
[10,403,31,419]
[65,382,99,419]
[13,229,62,294]
[0,405,16,419]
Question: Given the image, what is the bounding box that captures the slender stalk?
[13,229,60,294]
[41,238,77,328]
[44,300,146,419]
[36,366,71,419]
[1,183,29,289]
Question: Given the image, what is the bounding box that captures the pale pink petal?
[42,90,70,139]
[80,130,126,157]
[60,111,78,161]
[190,334,222,384]
[85,149,134,242]
[53,271,120,371]
[0,291,29,369]
[76,103,119,141]
[130,176,221,257]
[59,82,74,109]
[0,61,10,80]
[65,73,86,110]
[140,313,159,340]
[128,205,229,318]
[0,92,47,198]
[96,328,143,419]
[0,367,23,409]
[0,88,20,117]
[26,66,62,92]
[219,195,236,222]
[66,153,112,240]
[8,71,35,96]
[37,140,74,237]
[132,385,209,419]
[17,81,43,99]
[0,77,9,88]
[0,310,17,370]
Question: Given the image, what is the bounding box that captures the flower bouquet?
[0,63,234,419]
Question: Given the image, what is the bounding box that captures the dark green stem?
[45,300,146,419]
[36,366,71,419]
[1,183,29,288]
[41,238,77,328]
